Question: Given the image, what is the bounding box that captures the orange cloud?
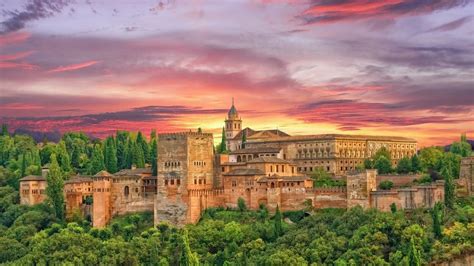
[46,60,100,73]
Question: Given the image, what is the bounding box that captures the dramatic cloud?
[300,0,471,24]
[0,0,71,33]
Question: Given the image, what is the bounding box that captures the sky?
[0,0,473,147]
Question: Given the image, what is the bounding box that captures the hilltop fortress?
[19,101,459,227]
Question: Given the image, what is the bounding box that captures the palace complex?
[19,101,464,227]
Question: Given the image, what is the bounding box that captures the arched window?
[271,182,275,188]
[124,186,129,197]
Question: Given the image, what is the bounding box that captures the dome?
[227,98,239,119]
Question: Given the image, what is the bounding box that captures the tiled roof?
[231,127,290,141]
[114,168,152,176]
[94,170,113,177]
[247,134,416,143]
[223,168,265,176]
[19,175,46,182]
[65,175,92,184]
[230,147,282,154]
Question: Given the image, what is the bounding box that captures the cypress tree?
[1,124,8,136]
[179,229,199,266]
[274,205,282,238]
[151,138,158,176]
[137,132,150,164]
[407,237,421,266]
[116,131,128,169]
[46,154,65,220]
[20,153,27,177]
[241,130,247,149]
[90,144,105,175]
[56,141,72,175]
[131,140,145,168]
[442,161,455,209]
[219,127,227,153]
[432,202,442,239]
[104,137,118,173]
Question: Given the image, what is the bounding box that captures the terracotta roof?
[65,175,92,184]
[230,147,282,154]
[231,127,290,141]
[257,175,310,182]
[247,157,292,164]
[94,170,113,177]
[223,168,264,176]
[247,134,416,143]
[19,175,46,182]
[114,168,152,176]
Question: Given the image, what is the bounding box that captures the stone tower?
[460,157,474,196]
[346,169,377,209]
[154,131,215,226]
[92,171,112,228]
[225,98,242,151]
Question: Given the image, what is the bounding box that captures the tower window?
[124,186,129,197]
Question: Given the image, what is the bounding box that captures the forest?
[0,125,473,265]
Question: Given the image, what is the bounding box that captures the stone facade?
[154,132,217,226]
[460,157,474,196]
[19,175,47,205]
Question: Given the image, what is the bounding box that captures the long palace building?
[224,100,417,175]
[18,100,459,228]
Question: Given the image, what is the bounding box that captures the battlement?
[310,186,347,193]
[188,188,225,196]
[158,131,213,138]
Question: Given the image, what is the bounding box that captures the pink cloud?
[46,60,100,73]
[0,32,31,47]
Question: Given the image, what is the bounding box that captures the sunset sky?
[0,0,473,147]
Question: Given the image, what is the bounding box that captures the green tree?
[179,229,199,266]
[237,197,246,212]
[390,203,397,213]
[407,237,421,266]
[90,144,105,175]
[241,130,247,149]
[104,137,118,173]
[137,132,150,164]
[363,159,373,169]
[374,155,392,174]
[373,147,391,161]
[379,180,393,190]
[151,138,158,176]
[116,131,129,169]
[450,133,472,157]
[432,202,442,239]
[411,154,422,173]
[419,147,443,172]
[131,140,145,168]
[1,124,9,136]
[441,161,455,209]
[274,205,282,238]
[56,141,72,174]
[219,127,227,154]
[46,154,65,220]
[396,157,412,174]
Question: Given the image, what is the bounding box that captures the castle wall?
[308,187,347,209]
[110,177,154,216]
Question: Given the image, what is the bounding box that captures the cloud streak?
[46,60,100,73]
[300,0,471,24]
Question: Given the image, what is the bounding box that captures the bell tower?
[224,98,242,150]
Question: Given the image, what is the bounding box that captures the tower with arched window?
[225,98,242,151]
